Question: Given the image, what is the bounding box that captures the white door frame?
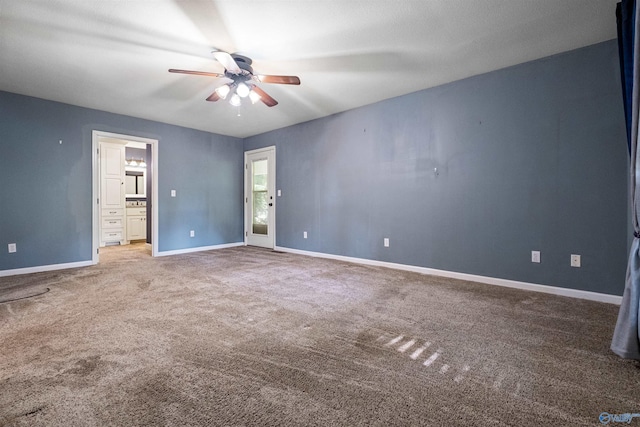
[244,146,276,248]
[92,130,159,263]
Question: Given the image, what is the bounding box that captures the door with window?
[245,147,275,248]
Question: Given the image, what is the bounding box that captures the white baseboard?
[2,244,622,305]
[156,242,244,257]
[0,260,95,277]
[274,246,623,305]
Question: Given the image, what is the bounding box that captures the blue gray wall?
[0,91,244,271]
[244,40,629,295]
[0,40,629,296]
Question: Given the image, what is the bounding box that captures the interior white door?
[245,147,275,248]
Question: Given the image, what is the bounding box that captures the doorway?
[92,131,159,264]
[245,147,276,249]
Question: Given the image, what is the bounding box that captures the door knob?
[269,203,273,207]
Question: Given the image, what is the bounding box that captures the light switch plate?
[8,243,16,253]
[531,251,540,263]
[303,231,307,239]
[384,238,390,247]
[171,190,176,197]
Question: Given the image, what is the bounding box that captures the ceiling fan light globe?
[215,84,231,99]
[249,90,261,104]
[229,93,241,107]
[236,82,250,98]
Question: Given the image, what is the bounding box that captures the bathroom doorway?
[92,131,159,264]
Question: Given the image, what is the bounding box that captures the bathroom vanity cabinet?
[126,206,147,241]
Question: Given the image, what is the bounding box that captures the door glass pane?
[252,159,268,235]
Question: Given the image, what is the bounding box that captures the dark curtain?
[618,0,636,153]
[612,0,640,359]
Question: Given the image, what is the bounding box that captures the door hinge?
[97,198,99,204]
[246,163,248,170]
[245,231,248,237]
[245,197,248,203]
[97,248,99,254]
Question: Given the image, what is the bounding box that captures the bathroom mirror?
[125,168,146,198]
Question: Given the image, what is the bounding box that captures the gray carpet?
[0,284,49,304]
[0,244,638,426]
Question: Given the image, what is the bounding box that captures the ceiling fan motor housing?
[230,54,254,76]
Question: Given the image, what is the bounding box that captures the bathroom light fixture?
[126,158,147,168]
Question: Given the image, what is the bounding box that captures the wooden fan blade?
[206,91,220,102]
[212,51,242,74]
[251,86,278,107]
[258,75,301,85]
[168,69,224,78]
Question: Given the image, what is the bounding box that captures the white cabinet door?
[101,143,125,209]
[127,216,146,241]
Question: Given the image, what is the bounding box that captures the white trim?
[0,261,94,278]
[92,132,99,264]
[151,139,159,257]
[244,145,276,155]
[92,131,159,262]
[156,242,244,257]
[274,246,623,305]
[125,141,147,150]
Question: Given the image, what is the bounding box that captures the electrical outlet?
[190,230,195,237]
[8,243,16,253]
[303,231,307,239]
[531,251,540,263]
[384,238,390,247]
[571,254,581,268]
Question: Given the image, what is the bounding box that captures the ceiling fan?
[169,50,300,107]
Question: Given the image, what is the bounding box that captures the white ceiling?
[0,0,619,138]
